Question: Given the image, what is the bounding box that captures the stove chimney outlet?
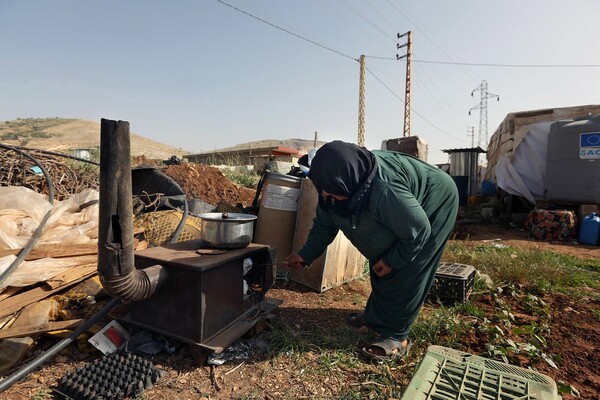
[98,119,169,302]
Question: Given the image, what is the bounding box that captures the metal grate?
[401,346,560,400]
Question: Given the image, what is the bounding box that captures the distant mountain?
[0,118,325,159]
[0,118,188,160]
[215,138,326,155]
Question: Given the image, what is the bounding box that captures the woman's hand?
[372,259,392,277]
[284,252,307,268]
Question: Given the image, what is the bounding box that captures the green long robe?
[298,151,459,339]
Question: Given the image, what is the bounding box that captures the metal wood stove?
[125,240,279,364]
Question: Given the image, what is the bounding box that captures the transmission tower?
[396,31,412,137]
[469,80,499,147]
[357,55,366,147]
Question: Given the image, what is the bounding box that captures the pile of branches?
[0,147,99,200]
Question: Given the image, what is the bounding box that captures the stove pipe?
[98,119,169,302]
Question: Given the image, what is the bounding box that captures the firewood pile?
[0,147,99,201]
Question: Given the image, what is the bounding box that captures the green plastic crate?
[402,346,561,400]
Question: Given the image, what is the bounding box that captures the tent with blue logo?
[484,104,600,205]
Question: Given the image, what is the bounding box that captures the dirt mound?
[162,164,256,207]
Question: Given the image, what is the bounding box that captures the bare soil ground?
[1,156,597,399]
[2,222,598,400]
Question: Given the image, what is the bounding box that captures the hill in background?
[0,118,188,160]
[0,118,325,160]
[211,138,325,156]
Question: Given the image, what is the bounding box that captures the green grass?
[443,241,600,291]
[450,300,486,320]
[30,389,53,400]
[222,169,260,189]
[256,239,598,398]
[410,307,471,347]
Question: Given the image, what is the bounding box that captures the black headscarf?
[308,141,378,217]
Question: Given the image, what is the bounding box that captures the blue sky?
[1,0,599,164]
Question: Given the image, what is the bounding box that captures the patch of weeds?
[31,389,53,400]
[529,278,552,295]
[521,294,550,318]
[451,301,486,320]
[472,274,491,293]
[268,320,316,355]
[315,349,358,373]
[411,307,469,347]
[362,260,370,277]
[557,380,582,398]
[222,169,259,188]
[339,370,404,399]
[593,309,600,321]
[312,325,360,350]
[444,242,599,290]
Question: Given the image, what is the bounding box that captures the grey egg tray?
[55,352,165,400]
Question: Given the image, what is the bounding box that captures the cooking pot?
[198,212,257,249]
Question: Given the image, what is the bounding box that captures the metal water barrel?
[253,173,302,264]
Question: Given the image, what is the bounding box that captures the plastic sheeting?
[0,256,90,290]
[0,187,100,290]
[494,121,552,204]
[0,187,99,250]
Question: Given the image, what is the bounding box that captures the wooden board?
[0,266,97,319]
[0,243,98,261]
[0,287,22,302]
[44,259,97,289]
[290,179,365,292]
[0,319,84,339]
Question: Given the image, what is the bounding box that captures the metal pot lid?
[197,212,257,222]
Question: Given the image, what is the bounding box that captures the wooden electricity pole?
[357,55,366,147]
[397,31,412,137]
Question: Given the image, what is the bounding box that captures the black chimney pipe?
[98,119,169,301]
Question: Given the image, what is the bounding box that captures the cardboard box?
[290,179,366,292]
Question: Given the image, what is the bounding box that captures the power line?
[217,0,465,143]
[415,59,600,68]
[365,55,600,68]
[364,65,465,143]
[318,0,389,49]
[383,0,480,84]
[215,0,357,61]
[336,0,397,43]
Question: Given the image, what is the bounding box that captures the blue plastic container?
[480,180,496,196]
[579,213,600,245]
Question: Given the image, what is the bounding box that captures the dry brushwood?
[0,148,99,200]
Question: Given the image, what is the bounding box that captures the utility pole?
[357,55,366,147]
[396,31,412,137]
[313,131,318,148]
[467,126,475,148]
[469,80,499,148]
